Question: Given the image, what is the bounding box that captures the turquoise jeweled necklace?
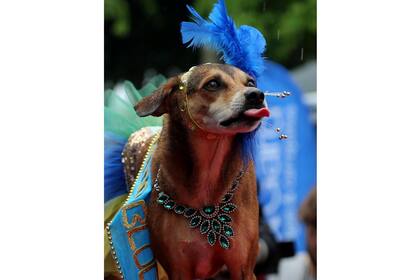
[153,167,245,250]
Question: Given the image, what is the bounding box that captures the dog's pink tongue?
[244,108,270,118]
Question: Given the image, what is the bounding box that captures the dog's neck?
[155,116,243,208]
[190,132,234,192]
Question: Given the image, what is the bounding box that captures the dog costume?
[104,1,268,278]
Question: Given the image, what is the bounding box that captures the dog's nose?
[245,89,265,104]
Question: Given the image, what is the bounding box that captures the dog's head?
[135,63,270,135]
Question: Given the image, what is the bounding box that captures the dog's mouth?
[220,107,270,127]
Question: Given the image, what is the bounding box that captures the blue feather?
[181,0,266,78]
[238,127,259,163]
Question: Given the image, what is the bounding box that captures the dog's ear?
[134,76,180,117]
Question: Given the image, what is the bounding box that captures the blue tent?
[255,60,316,252]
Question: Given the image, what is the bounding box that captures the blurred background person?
[267,187,316,280]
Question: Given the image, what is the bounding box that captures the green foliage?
[105,0,130,37]
[194,0,316,65]
[105,0,160,37]
[104,0,316,68]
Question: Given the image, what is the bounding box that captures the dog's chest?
[179,239,223,277]
[148,202,226,277]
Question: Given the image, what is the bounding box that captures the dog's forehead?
[181,63,248,87]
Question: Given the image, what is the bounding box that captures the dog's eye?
[204,80,221,91]
[247,80,256,87]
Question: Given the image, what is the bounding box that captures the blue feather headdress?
[180,0,266,79]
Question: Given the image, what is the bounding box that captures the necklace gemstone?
[223,225,234,237]
[190,216,202,228]
[200,205,219,218]
[219,235,230,249]
[184,208,197,218]
[221,203,236,213]
[200,220,210,234]
[207,231,216,246]
[218,214,232,223]
[212,219,221,233]
[154,166,245,250]
[222,193,233,203]
[174,205,186,214]
[203,206,215,215]
[164,200,175,210]
[157,193,169,204]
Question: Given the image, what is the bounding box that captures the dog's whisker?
[264,91,291,98]
[230,103,244,111]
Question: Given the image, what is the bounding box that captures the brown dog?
[124,63,270,280]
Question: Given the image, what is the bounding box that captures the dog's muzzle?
[219,89,270,127]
